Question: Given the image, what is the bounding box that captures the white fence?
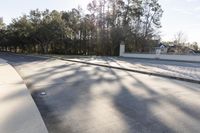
[119,45,200,62]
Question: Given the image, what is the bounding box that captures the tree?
[174,31,187,46]
[122,0,163,52]
[1,0,163,55]
[190,42,199,51]
[0,18,5,30]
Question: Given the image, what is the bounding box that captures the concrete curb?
[0,59,48,133]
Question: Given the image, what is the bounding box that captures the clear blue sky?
[0,0,200,43]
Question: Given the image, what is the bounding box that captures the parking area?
[57,56,200,82]
[1,53,200,133]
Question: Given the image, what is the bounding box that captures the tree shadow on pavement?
[5,54,200,133]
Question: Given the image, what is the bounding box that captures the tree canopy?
[0,0,163,55]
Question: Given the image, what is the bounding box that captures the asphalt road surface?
[1,52,200,133]
[60,56,200,82]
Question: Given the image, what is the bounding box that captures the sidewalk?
[0,59,48,133]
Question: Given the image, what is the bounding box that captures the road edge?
[0,58,49,133]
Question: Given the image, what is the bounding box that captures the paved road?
[1,52,200,133]
[58,56,200,82]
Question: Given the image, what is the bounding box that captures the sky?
[0,0,200,43]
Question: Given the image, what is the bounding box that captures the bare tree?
[191,42,199,51]
[0,17,5,29]
[174,31,187,46]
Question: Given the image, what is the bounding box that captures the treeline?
[0,0,163,55]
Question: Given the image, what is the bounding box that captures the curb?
[0,58,49,133]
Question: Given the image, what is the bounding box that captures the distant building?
[167,45,195,55]
[155,43,168,54]
[154,43,196,55]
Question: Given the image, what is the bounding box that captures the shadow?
[115,57,200,81]
[0,83,48,133]
[111,68,200,133]
[2,53,200,133]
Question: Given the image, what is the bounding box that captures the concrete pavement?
[1,53,200,133]
[0,58,48,133]
[49,55,200,83]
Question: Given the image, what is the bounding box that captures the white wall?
[119,45,200,62]
[119,44,125,56]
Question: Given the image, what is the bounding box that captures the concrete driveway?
[55,56,200,82]
[1,52,200,133]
